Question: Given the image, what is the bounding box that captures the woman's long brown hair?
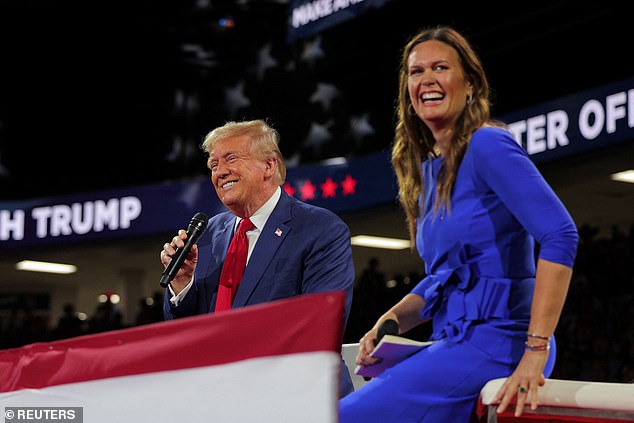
[391,26,493,248]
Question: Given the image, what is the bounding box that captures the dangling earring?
[466,94,473,105]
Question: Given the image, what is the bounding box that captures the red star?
[299,180,317,200]
[283,182,296,196]
[341,174,357,195]
[320,177,338,198]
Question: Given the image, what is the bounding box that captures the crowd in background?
[1,223,632,384]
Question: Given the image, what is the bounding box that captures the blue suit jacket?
[164,190,355,396]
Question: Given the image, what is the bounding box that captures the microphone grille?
[191,212,209,225]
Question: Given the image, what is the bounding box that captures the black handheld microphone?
[375,319,399,346]
[159,212,209,288]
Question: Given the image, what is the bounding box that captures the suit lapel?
[196,212,234,279]
[232,193,292,307]
[214,216,235,262]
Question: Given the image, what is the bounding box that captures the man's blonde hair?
[202,119,286,185]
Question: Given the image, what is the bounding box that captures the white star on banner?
[224,80,251,117]
[301,36,325,66]
[165,136,198,163]
[165,135,183,162]
[181,43,217,68]
[174,89,201,114]
[256,42,278,80]
[285,151,301,168]
[350,113,376,143]
[309,83,340,111]
[303,120,333,155]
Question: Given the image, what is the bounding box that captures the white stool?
[342,343,369,391]
[478,377,634,422]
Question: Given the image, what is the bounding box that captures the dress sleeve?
[470,128,578,268]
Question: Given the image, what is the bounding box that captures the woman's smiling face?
[407,40,473,129]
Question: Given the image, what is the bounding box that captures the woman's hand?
[356,327,382,368]
[493,349,548,416]
[495,259,573,416]
[356,295,426,369]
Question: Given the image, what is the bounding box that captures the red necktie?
[215,218,254,312]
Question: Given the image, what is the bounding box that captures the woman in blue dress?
[339,26,578,422]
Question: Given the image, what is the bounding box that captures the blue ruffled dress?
[339,127,578,422]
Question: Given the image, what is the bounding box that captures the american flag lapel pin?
[275,228,283,237]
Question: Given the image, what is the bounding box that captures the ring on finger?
[519,386,527,394]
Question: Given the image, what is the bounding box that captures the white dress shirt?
[169,187,282,305]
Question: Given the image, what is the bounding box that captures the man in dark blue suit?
[160,119,355,397]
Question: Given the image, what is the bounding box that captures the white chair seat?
[479,377,634,422]
[342,343,369,391]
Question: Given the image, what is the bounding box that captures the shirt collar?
[236,186,281,231]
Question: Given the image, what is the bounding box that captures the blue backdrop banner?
[501,76,634,163]
[0,149,397,249]
[287,0,395,42]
